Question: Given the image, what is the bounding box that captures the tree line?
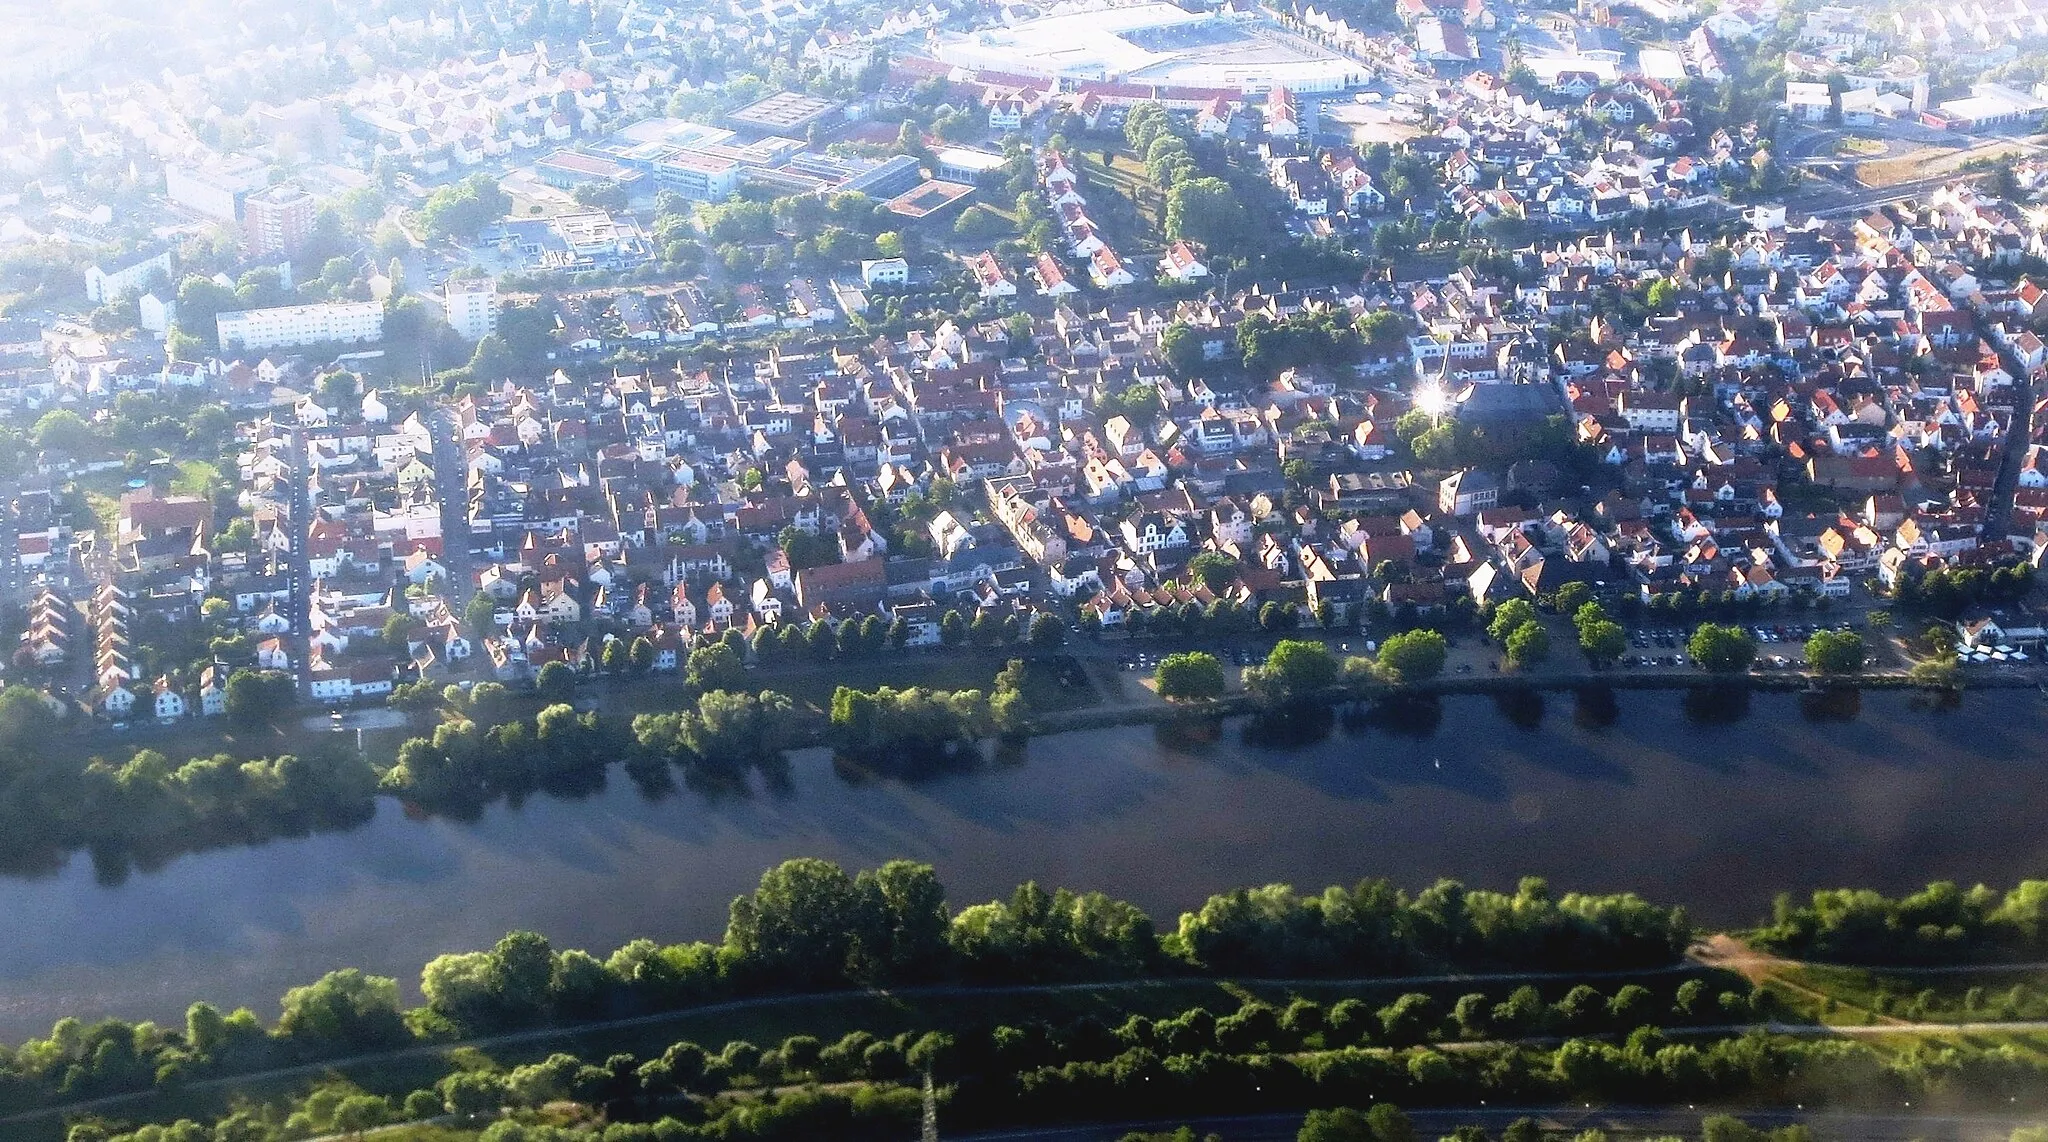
[36,866,2048,1139]
[1755,880,2048,965]
[70,981,2048,1142]
[0,685,375,880]
[0,860,1690,1119]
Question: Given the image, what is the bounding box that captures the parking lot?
[1620,621,1861,671]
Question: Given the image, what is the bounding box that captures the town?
[1,0,2047,728]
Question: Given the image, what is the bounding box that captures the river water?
[0,686,2042,1042]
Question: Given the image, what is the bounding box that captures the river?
[0,686,2042,1042]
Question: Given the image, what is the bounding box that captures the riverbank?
[5,687,2045,1041]
[1025,668,2024,736]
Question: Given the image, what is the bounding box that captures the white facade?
[165,158,268,220]
[217,302,385,352]
[85,251,174,304]
[444,278,499,342]
[861,258,910,286]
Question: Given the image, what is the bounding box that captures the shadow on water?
[1798,685,1862,723]
[1154,716,1226,754]
[831,742,989,784]
[1241,704,1336,749]
[1573,685,1620,729]
[1680,683,1752,726]
[1906,688,1965,715]
[1364,693,1443,738]
[624,756,678,802]
[1492,688,1545,731]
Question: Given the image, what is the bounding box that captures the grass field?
[1768,961,2048,1025]
[1855,139,2036,188]
[1076,152,1164,250]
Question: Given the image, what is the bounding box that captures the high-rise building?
[242,183,318,259]
[443,278,499,343]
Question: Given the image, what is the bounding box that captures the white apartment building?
[444,278,499,342]
[165,156,268,220]
[85,250,174,304]
[217,302,384,352]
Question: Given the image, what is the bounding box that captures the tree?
[628,636,655,674]
[1487,599,1539,642]
[466,592,499,638]
[969,611,999,648]
[722,858,866,987]
[1357,309,1410,347]
[1189,551,1238,594]
[31,409,92,454]
[1245,640,1340,706]
[440,1070,503,1121]
[1366,1105,1415,1142]
[1504,622,1550,668]
[1578,618,1627,665]
[172,274,240,349]
[686,643,745,693]
[1646,278,1680,312]
[1159,321,1206,377]
[1909,654,1961,690]
[1551,580,1593,616]
[329,1093,388,1138]
[1299,1107,1373,1142]
[1027,613,1066,649]
[1165,177,1251,255]
[382,612,414,652]
[467,334,516,382]
[1156,651,1227,702]
[535,661,575,703]
[1688,623,1757,673]
[419,174,511,240]
[1806,629,1866,675]
[276,969,409,1053]
[225,668,295,725]
[939,610,967,647]
[389,680,443,724]
[1377,993,1436,1044]
[1376,629,1447,684]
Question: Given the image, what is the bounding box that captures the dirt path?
[1691,934,1911,1025]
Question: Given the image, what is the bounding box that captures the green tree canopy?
[1165,177,1251,256]
[1688,623,1757,673]
[1245,640,1340,706]
[1156,651,1227,702]
[1805,630,1866,675]
[419,174,511,240]
[1376,629,1448,685]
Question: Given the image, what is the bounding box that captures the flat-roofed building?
[444,278,499,343]
[535,149,646,190]
[243,183,317,259]
[217,302,384,352]
[725,91,843,137]
[652,149,743,200]
[937,146,1008,183]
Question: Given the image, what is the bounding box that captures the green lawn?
[1774,962,2048,1023]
